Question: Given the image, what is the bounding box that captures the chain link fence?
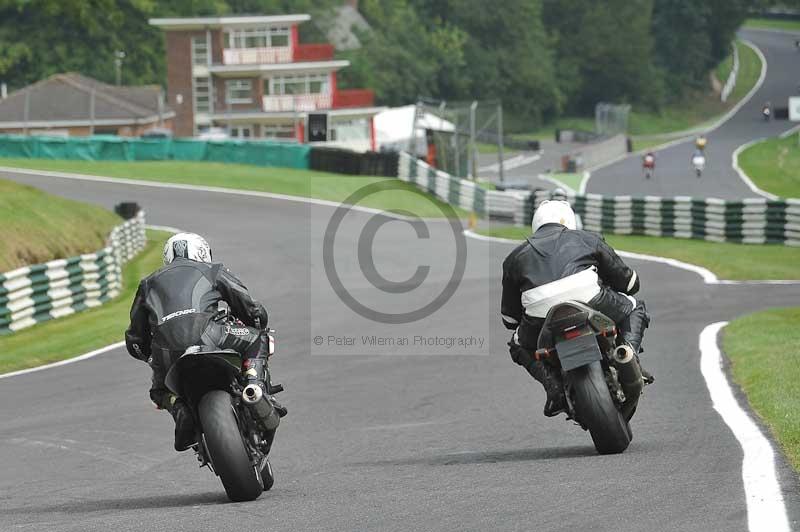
[595,102,631,136]
[409,99,509,180]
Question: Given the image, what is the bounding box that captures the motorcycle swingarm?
[556,334,602,371]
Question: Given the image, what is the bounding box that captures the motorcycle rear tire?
[199,390,263,502]
[569,361,631,455]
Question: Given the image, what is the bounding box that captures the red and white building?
[149,14,383,150]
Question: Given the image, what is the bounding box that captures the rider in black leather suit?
[125,233,285,451]
[501,200,651,416]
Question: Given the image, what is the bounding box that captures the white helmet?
[531,200,577,233]
[163,233,212,264]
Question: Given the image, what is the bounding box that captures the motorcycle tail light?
[563,328,582,340]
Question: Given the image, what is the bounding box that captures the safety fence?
[0,135,310,169]
[0,211,147,335]
[398,152,800,245]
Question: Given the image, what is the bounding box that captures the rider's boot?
[167,396,197,451]
[621,303,654,385]
[527,361,567,417]
[244,339,287,418]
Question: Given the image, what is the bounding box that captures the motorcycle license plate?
[556,334,602,371]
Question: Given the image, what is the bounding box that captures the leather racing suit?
[501,223,650,372]
[125,257,270,411]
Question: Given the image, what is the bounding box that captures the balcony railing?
[223,47,292,65]
[263,93,333,112]
[293,43,334,62]
[332,89,375,109]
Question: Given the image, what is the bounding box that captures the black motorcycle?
[164,330,283,502]
[534,301,644,454]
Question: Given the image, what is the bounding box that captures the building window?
[224,27,290,49]
[226,79,253,104]
[191,36,209,66]
[194,76,212,113]
[229,125,253,138]
[269,74,330,96]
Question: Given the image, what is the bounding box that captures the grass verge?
[0,178,121,272]
[743,17,800,32]
[542,172,583,191]
[0,159,466,219]
[476,225,800,281]
[0,229,170,374]
[738,135,800,198]
[723,307,800,471]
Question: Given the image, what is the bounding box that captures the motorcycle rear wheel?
[199,390,263,502]
[568,361,631,455]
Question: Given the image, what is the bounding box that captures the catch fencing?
[0,211,147,335]
[398,152,800,245]
[0,135,310,169]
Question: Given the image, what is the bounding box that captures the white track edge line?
[699,322,790,532]
[0,341,125,380]
[731,138,780,201]
[463,229,800,285]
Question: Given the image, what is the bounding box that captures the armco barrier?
[0,135,310,169]
[0,211,147,335]
[398,152,800,246]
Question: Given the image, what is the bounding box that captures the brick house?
[150,14,383,150]
[0,73,173,137]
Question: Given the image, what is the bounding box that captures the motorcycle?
[164,326,283,502]
[692,154,705,178]
[534,301,644,454]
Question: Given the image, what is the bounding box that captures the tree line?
[0,0,760,129]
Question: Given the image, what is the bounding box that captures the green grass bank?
[723,307,800,471]
[476,225,800,281]
[743,17,800,32]
[0,178,121,272]
[738,135,800,198]
[0,229,169,374]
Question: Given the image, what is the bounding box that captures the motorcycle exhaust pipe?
[611,344,644,419]
[242,384,280,431]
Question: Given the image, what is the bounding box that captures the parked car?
[140,127,173,139]
[197,127,229,141]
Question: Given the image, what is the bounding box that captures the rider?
[643,151,655,177]
[691,148,706,173]
[501,200,651,416]
[695,135,707,151]
[125,233,286,452]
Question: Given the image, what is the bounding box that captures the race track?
[589,28,800,199]
[1,169,799,532]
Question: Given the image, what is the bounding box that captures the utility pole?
[469,100,477,180]
[89,88,96,135]
[497,102,504,184]
[114,50,126,86]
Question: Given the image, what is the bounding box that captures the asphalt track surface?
[1,168,799,532]
[589,28,800,199]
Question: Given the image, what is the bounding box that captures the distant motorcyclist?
[695,135,707,151]
[501,201,651,416]
[125,233,286,452]
[691,148,706,178]
[642,152,655,179]
[763,101,771,121]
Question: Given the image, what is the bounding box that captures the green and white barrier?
[0,211,146,334]
[398,152,800,246]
